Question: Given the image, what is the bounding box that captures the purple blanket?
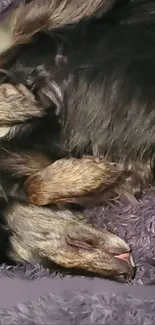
[0,0,20,21]
[0,0,13,12]
[0,189,154,324]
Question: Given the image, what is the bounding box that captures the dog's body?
[0,0,154,279]
[1,0,155,199]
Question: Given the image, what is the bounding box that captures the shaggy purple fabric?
[0,0,14,13]
[0,189,154,324]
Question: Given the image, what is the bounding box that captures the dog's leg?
[0,150,51,178]
[0,149,51,201]
[25,156,153,207]
[0,147,151,205]
[3,201,135,281]
[24,156,129,206]
[0,153,123,204]
[0,83,44,126]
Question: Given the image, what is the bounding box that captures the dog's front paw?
[25,156,123,206]
[0,83,44,125]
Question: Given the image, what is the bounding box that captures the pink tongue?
[114,252,130,260]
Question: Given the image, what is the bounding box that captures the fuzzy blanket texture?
[0,189,154,324]
[0,0,13,13]
[0,0,20,21]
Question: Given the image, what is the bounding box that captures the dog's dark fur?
[0,0,154,279]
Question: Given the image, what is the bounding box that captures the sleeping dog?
[0,0,154,280]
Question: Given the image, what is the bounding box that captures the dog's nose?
[114,252,136,280]
[115,252,135,265]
